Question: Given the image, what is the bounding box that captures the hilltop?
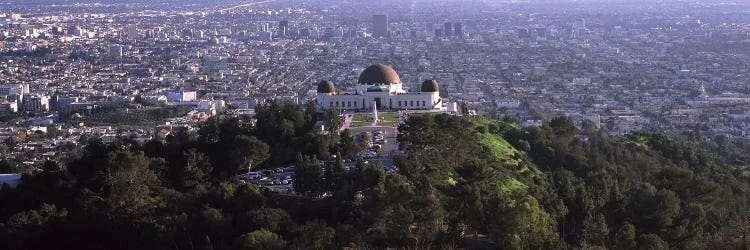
[0,105,749,249]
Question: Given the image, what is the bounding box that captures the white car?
[244,173,262,180]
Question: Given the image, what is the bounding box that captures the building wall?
[0,101,17,113]
[317,91,440,111]
[0,84,29,96]
[21,95,49,112]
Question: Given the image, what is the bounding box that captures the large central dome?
[358,64,401,85]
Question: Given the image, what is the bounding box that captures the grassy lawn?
[352,113,372,123]
[479,132,521,166]
[376,112,400,127]
[378,121,399,127]
[349,122,371,127]
[380,112,399,121]
[349,112,400,127]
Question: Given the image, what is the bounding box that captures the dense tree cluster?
[0,105,749,249]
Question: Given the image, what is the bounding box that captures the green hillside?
[2,103,749,250]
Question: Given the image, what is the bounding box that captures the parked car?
[282,166,295,172]
[243,172,262,180]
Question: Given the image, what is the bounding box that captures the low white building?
[167,90,197,102]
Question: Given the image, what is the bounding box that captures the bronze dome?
[357,64,401,85]
[421,79,439,92]
[317,80,335,93]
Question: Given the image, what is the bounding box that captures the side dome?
[317,80,335,93]
[421,79,439,92]
[358,64,401,85]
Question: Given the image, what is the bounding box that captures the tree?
[230,135,269,174]
[359,131,370,151]
[46,125,60,138]
[246,208,293,233]
[339,129,358,157]
[174,148,214,191]
[630,185,680,232]
[614,223,636,250]
[291,220,335,250]
[637,234,668,250]
[325,154,348,191]
[104,151,160,216]
[293,154,325,197]
[41,160,59,173]
[581,212,609,246]
[0,160,18,174]
[304,100,319,124]
[324,104,342,137]
[234,229,287,250]
[549,116,578,140]
[0,203,68,249]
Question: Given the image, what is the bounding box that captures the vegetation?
[351,113,372,123]
[375,112,400,127]
[0,104,749,249]
[66,105,189,127]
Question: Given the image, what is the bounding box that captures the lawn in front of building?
[376,112,400,127]
[349,121,371,127]
[352,113,372,123]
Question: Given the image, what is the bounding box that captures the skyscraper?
[444,22,453,37]
[453,22,462,36]
[279,20,288,38]
[109,44,123,60]
[373,14,388,38]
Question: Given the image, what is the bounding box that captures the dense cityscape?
[1,0,750,249]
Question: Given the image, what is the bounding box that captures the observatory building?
[316,64,443,111]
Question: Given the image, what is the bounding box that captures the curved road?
[215,0,279,13]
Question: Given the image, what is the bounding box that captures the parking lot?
[239,123,401,195]
[347,126,399,168]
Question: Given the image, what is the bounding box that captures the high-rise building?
[372,14,389,38]
[21,95,49,112]
[109,44,123,60]
[453,22,462,36]
[444,22,453,37]
[331,27,344,40]
[258,31,272,42]
[279,20,288,38]
[0,101,17,113]
[125,24,138,38]
[0,84,28,96]
[299,28,311,38]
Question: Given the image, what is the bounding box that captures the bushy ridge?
[0,107,748,249]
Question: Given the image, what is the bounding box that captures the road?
[214,0,278,13]
[347,125,399,168]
